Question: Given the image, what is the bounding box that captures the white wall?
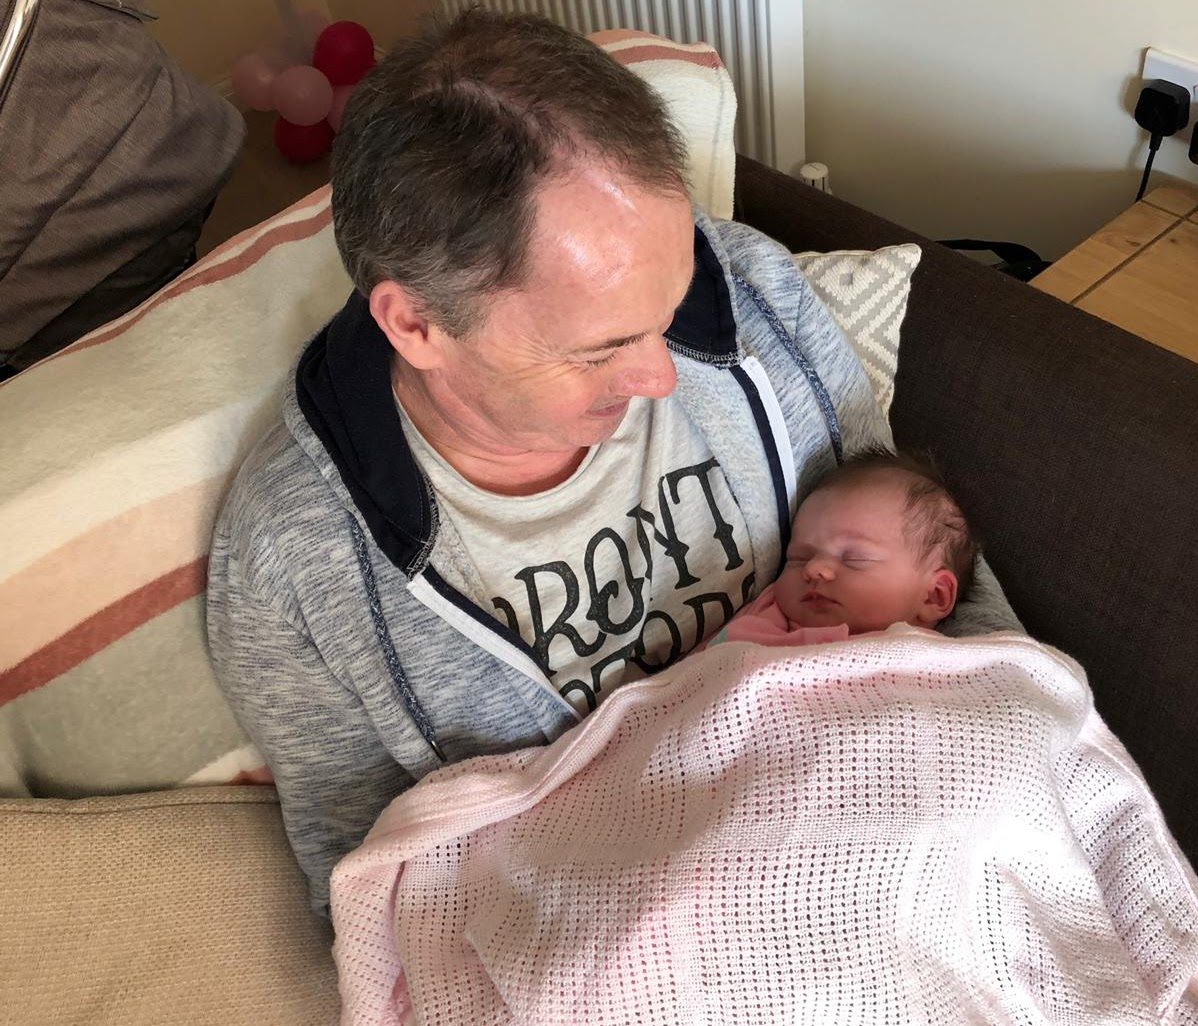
[798,0,1198,258]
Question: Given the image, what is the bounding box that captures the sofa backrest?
[0,32,737,798]
[734,154,1198,868]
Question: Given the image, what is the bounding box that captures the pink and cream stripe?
[0,185,345,795]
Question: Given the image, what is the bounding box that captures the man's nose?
[616,335,677,399]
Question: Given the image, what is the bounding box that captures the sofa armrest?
[0,787,338,1025]
[735,155,1198,865]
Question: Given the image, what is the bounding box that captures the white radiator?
[437,0,805,172]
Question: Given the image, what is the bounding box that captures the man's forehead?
[494,170,694,350]
[529,172,693,273]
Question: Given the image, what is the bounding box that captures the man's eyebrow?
[580,271,693,353]
[581,331,648,353]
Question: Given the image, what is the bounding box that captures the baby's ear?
[920,568,958,625]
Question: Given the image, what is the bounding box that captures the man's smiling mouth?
[589,398,630,417]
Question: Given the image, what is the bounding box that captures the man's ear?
[919,568,959,626]
[369,280,448,371]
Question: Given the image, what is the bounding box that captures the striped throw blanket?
[0,33,736,798]
[331,629,1198,1026]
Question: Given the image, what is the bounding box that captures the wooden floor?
[198,109,332,257]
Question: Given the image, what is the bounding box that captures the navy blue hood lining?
[730,364,792,571]
[295,291,434,575]
[295,225,740,576]
[665,225,738,360]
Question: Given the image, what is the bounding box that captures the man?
[207,10,1018,917]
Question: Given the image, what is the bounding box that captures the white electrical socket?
[1142,47,1198,129]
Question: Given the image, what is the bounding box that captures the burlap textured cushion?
[0,32,736,799]
[0,786,338,1026]
[792,244,922,419]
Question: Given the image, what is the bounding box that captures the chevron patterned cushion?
[792,244,922,419]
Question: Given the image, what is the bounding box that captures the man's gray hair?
[331,9,690,338]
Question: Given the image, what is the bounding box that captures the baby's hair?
[809,446,978,598]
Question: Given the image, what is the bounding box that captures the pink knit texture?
[331,629,1198,1025]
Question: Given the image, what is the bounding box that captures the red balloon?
[312,20,375,87]
[273,116,334,164]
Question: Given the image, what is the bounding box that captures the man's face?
[422,166,696,453]
[775,477,946,634]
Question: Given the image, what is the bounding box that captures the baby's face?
[776,477,951,634]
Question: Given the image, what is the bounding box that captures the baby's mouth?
[801,591,839,606]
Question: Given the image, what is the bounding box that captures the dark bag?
[939,238,1053,282]
[0,0,245,373]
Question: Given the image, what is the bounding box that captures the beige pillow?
[0,32,738,800]
[792,243,922,419]
[0,787,338,1025]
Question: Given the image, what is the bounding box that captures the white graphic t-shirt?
[400,396,754,715]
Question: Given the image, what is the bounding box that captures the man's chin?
[577,401,631,442]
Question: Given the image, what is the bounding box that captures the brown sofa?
[3,158,1195,1024]
[737,155,1198,867]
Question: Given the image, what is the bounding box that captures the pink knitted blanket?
[331,628,1198,1025]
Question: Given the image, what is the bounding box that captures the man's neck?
[391,366,588,497]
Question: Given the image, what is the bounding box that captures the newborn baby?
[711,448,977,647]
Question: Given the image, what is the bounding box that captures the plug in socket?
[1142,47,1198,129]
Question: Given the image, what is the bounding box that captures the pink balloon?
[231,51,278,112]
[327,84,354,132]
[270,65,334,127]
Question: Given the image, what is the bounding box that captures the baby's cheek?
[773,568,804,614]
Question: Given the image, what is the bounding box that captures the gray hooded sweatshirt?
[207,210,1020,916]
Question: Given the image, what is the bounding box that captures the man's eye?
[584,351,619,369]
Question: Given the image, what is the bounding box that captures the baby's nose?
[803,557,834,581]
